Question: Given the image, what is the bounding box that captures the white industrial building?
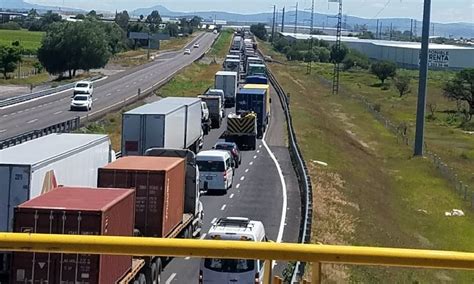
[281,32,474,70]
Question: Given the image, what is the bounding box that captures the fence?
[0,117,81,150]
[257,49,314,283]
[0,75,103,108]
[1,233,473,284]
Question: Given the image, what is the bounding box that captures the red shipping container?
[10,187,135,284]
[98,156,185,238]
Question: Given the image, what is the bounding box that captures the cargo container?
[10,187,134,284]
[122,97,202,155]
[246,57,264,74]
[243,83,271,119]
[248,63,266,77]
[215,71,238,108]
[232,36,242,50]
[224,59,240,73]
[245,75,269,85]
[236,88,267,138]
[199,95,223,128]
[98,155,203,283]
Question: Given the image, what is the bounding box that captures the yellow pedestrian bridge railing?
[1,233,473,283]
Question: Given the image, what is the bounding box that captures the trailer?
[215,71,238,108]
[122,97,202,155]
[199,95,223,128]
[247,63,266,77]
[243,83,271,120]
[225,112,258,150]
[236,88,267,138]
[232,36,243,50]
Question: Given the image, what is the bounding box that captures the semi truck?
[121,97,203,155]
[231,36,242,50]
[247,63,267,77]
[98,151,204,283]
[199,95,223,128]
[215,71,238,108]
[0,133,113,281]
[236,88,267,138]
[243,83,271,121]
[225,112,257,150]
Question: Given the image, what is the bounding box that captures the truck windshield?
[197,160,225,172]
[204,258,255,273]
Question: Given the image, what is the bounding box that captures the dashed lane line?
[54,111,63,115]
[245,169,249,173]
[229,193,234,199]
[240,176,245,181]
[0,129,6,133]
[221,204,226,211]
[236,184,240,189]
[27,119,38,124]
[200,233,207,240]
[165,273,176,284]
[253,155,257,159]
[211,217,217,224]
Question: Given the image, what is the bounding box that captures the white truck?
[122,97,203,155]
[0,133,113,279]
[215,71,238,108]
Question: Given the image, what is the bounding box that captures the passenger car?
[213,142,241,168]
[70,94,92,111]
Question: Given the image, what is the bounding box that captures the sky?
[26,0,474,23]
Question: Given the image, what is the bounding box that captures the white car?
[196,150,234,192]
[193,43,200,48]
[73,81,93,96]
[184,49,191,55]
[70,94,92,111]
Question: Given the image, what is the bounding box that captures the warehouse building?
[280,32,474,70]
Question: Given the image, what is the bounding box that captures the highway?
[0,32,217,140]
[160,87,301,283]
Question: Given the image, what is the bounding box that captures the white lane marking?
[229,193,234,199]
[105,93,111,97]
[0,129,6,133]
[185,256,190,260]
[257,150,260,153]
[125,85,129,88]
[165,273,176,284]
[240,176,245,181]
[211,217,217,224]
[245,169,249,173]
[259,145,262,148]
[249,161,253,165]
[253,155,257,159]
[93,98,98,102]
[221,204,226,211]
[2,114,8,118]
[53,111,63,115]
[262,135,287,244]
[200,233,207,240]
[117,89,121,92]
[236,184,240,189]
[27,119,38,124]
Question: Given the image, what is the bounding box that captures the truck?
[122,97,203,155]
[98,151,204,283]
[243,83,271,121]
[232,36,242,50]
[215,71,238,108]
[0,133,113,281]
[204,88,226,111]
[236,88,267,138]
[247,63,267,77]
[10,187,135,284]
[229,49,241,57]
[223,59,240,79]
[226,54,240,61]
[245,75,269,85]
[199,95,223,128]
[224,112,258,150]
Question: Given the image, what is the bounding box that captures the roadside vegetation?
[81,29,233,150]
[259,40,474,282]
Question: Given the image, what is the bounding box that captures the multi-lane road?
[0,31,302,283]
[0,32,216,140]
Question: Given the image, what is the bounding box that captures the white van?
[196,150,234,192]
[199,217,267,284]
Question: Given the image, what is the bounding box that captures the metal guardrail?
[1,233,474,284]
[0,76,103,108]
[257,49,313,282]
[0,117,81,150]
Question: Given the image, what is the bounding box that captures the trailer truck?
[121,97,203,155]
[215,71,238,108]
[243,83,271,121]
[0,133,113,281]
[236,88,267,138]
[98,153,203,283]
[225,112,258,150]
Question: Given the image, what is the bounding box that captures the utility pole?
[414,20,417,38]
[376,19,379,39]
[414,0,432,156]
[410,19,413,40]
[332,0,343,95]
[390,22,393,40]
[294,2,299,35]
[431,23,435,36]
[310,0,315,34]
[281,7,285,32]
[379,21,383,39]
[271,5,276,42]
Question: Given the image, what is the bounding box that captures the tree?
[313,47,330,62]
[87,10,97,18]
[304,50,317,62]
[443,68,474,121]
[370,61,397,84]
[273,37,289,52]
[250,23,267,41]
[330,43,348,63]
[164,23,179,37]
[27,9,39,18]
[146,10,162,25]
[115,10,130,31]
[76,14,85,20]
[189,16,201,28]
[0,45,22,79]
[393,73,412,97]
[342,49,369,70]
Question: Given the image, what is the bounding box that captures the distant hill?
[132,5,473,38]
[2,0,83,13]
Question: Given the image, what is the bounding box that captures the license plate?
[206,176,213,180]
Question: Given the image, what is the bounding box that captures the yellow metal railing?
[1,233,474,283]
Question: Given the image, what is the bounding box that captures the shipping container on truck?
[215,71,238,108]
[199,95,223,128]
[245,75,269,85]
[247,63,266,78]
[243,83,271,121]
[223,59,240,75]
[0,133,112,280]
[236,88,267,138]
[232,36,243,50]
[98,156,202,283]
[121,97,202,156]
[10,187,135,284]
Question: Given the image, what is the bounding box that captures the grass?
[81,29,233,150]
[0,29,44,52]
[259,41,474,283]
[160,32,200,51]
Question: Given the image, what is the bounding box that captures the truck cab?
[199,217,267,284]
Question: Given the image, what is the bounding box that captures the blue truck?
[245,75,268,85]
[236,88,267,138]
